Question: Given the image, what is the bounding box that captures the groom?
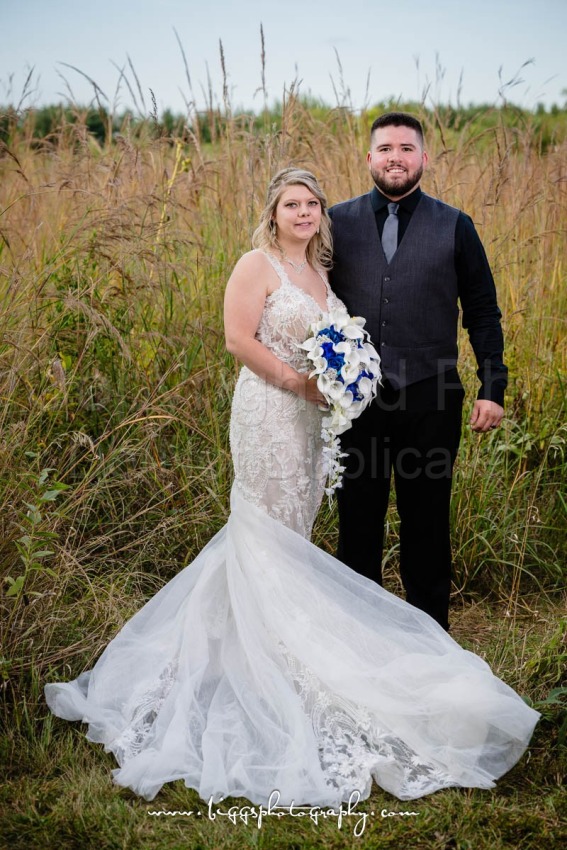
[328,112,507,630]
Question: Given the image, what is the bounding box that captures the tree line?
[1,98,566,150]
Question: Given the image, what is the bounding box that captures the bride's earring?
[316,227,320,234]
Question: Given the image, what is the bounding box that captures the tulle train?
[45,487,539,803]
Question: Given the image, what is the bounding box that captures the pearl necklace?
[283,255,308,275]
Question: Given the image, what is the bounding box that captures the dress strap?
[315,267,330,292]
[264,252,290,286]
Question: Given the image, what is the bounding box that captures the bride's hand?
[296,373,328,407]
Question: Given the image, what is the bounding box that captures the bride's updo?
[252,167,333,270]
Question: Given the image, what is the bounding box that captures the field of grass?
[0,86,565,849]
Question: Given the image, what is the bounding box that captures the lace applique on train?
[113,662,178,763]
[279,644,456,800]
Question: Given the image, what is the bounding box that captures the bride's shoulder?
[226,250,276,296]
[234,249,271,271]
[230,250,280,286]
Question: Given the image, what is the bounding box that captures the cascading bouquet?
[300,310,381,496]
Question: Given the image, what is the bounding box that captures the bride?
[45,167,539,805]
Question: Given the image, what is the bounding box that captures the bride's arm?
[224,251,325,404]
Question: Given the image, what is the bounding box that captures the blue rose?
[326,353,346,372]
[318,325,343,344]
[320,341,345,373]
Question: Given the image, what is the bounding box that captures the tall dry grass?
[0,95,564,696]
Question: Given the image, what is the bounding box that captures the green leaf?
[5,575,25,597]
[540,687,567,706]
[33,550,55,559]
[24,504,42,522]
[40,489,67,502]
[17,535,33,548]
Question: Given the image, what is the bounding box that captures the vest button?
[384,276,391,282]
[383,298,389,304]
[381,342,386,347]
[381,320,387,326]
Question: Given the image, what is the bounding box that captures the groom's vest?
[329,192,460,390]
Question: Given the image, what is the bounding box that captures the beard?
[370,164,423,199]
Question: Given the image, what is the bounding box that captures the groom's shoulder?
[328,192,373,220]
[420,191,462,217]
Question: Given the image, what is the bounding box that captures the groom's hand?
[470,400,504,433]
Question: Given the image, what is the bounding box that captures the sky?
[1,0,565,116]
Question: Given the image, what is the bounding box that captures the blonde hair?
[252,167,333,270]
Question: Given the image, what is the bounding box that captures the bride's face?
[272,185,321,246]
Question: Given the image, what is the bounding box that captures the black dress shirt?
[370,186,508,407]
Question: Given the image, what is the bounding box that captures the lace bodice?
[229,252,344,538]
[256,252,344,370]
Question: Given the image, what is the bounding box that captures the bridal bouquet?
[300,310,381,495]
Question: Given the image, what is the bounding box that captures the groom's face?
[367,125,428,200]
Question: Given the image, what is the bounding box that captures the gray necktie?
[381,202,399,263]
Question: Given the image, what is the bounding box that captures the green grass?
[1,598,565,849]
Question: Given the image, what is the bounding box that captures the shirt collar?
[370,185,422,213]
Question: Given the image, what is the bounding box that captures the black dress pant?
[336,373,464,630]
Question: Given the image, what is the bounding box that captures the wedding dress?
[45,251,539,804]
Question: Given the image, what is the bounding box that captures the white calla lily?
[347,349,361,366]
[310,355,327,372]
[342,324,365,340]
[326,381,346,401]
[341,363,360,383]
[315,372,334,393]
[299,337,320,352]
[357,376,373,397]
